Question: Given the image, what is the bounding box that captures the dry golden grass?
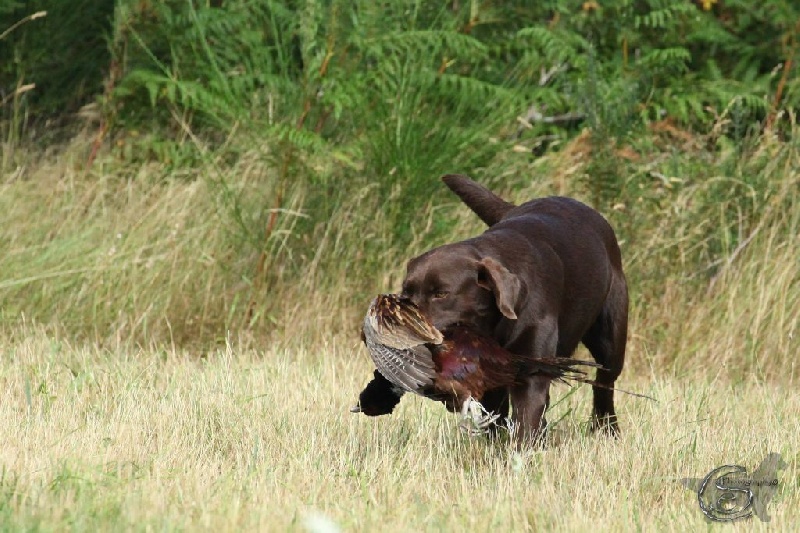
[1,327,798,531]
[0,146,442,349]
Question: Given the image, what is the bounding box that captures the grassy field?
[1,124,798,531]
[1,327,798,531]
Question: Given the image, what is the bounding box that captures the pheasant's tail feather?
[528,358,655,401]
[528,357,601,380]
[555,374,658,402]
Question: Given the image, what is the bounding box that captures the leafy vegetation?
[1,0,798,356]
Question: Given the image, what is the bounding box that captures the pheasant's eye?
[432,290,449,299]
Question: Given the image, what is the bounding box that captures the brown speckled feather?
[362,294,442,393]
[366,294,443,348]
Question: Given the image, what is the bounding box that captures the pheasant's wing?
[393,305,444,346]
[366,337,436,393]
[370,318,442,349]
[361,295,441,393]
[368,295,443,349]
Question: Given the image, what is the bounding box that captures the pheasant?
[351,294,603,433]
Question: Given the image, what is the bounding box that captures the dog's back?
[444,173,622,272]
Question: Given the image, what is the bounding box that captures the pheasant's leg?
[459,397,501,436]
[479,387,510,437]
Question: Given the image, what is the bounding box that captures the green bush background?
[1,0,798,357]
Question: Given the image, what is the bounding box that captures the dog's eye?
[432,290,449,299]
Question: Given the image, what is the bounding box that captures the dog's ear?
[476,257,520,320]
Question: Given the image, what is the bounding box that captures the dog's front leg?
[510,374,551,446]
[509,317,558,446]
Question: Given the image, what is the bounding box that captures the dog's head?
[400,243,522,333]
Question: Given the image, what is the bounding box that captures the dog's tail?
[442,174,515,226]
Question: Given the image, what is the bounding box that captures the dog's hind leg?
[581,272,628,436]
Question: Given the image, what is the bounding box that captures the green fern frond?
[634,3,694,30]
[517,26,591,65]
[638,47,691,72]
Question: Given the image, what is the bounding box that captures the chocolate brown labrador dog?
[400,175,628,443]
